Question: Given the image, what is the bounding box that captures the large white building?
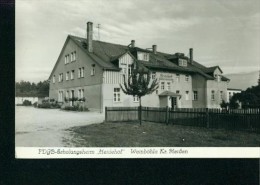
[49,22,230,112]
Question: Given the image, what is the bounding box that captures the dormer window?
[137,52,149,61]
[215,74,221,82]
[178,59,187,67]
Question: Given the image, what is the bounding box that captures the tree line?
[16,80,49,97]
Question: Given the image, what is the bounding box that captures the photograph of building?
[49,22,230,112]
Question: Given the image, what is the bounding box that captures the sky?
[16,0,260,83]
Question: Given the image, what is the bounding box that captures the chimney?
[87,22,93,52]
[152,45,157,54]
[131,40,135,48]
[189,48,193,64]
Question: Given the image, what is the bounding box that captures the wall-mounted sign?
[159,73,173,80]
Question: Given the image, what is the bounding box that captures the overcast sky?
[16,0,260,83]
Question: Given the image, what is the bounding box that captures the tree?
[120,61,159,125]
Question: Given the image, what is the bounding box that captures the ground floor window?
[133,95,139,102]
[220,91,223,101]
[114,88,121,102]
[211,90,215,101]
[185,91,189,100]
[78,89,84,99]
[58,91,63,102]
[193,91,198,100]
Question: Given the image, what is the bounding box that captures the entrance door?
[171,97,177,109]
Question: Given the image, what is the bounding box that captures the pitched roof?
[50,35,229,81]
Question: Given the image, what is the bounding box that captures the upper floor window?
[161,82,165,90]
[193,91,198,101]
[71,70,74,80]
[78,67,84,78]
[167,82,171,91]
[65,55,69,64]
[91,64,95,76]
[176,90,180,94]
[178,59,187,67]
[58,73,63,82]
[152,72,156,79]
[215,74,221,82]
[66,72,69,81]
[71,51,76,62]
[211,90,215,101]
[113,88,121,102]
[185,75,189,82]
[143,53,149,61]
[176,74,180,82]
[137,52,149,61]
[52,75,55,83]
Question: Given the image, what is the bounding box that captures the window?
[78,68,84,78]
[215,74,221,82]
[161,82,165,90]
[53,75,55,83]
[58,91,63,102]
[91,65,95,76]
[178,59,187,67]
[193,91,198,100]
[58,73,63,82]
[71,70,74,80]
[66,91,69,98]
[66,72,69,81]
[113,88,121,102]
[185,91,189,100]
[176,74,180,82]
[176,90,180,94]
[128,64,132,76]
[220,91,223,100]
[167,82,171,91]
[133,95,139,102]
[65,55,69,64]
[78,68,81,78]
[78,89,84,99]
[143,53,149,61]
[81,67,84,78]
[152,72,156,79]
[185,75,189,82]
[211,90,215,101]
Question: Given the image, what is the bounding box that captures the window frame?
[211,90,215,101]
[185,91,189,100]
[193,91,198,101]
[113,88,121,102]
[161,82,165,90]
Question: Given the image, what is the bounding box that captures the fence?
[105,106,260,132]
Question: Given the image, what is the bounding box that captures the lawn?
[63,121,260,147]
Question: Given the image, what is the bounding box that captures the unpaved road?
[15,106,104,147]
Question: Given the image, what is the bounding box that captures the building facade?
[49,22,230,112]
[227,88,242,103]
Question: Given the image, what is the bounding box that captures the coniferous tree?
[120,61,159,125]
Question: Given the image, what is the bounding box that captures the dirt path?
[15,106,104,147]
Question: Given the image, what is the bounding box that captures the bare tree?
[120,61,159,125]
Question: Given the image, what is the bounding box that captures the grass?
[63,121,260,147]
